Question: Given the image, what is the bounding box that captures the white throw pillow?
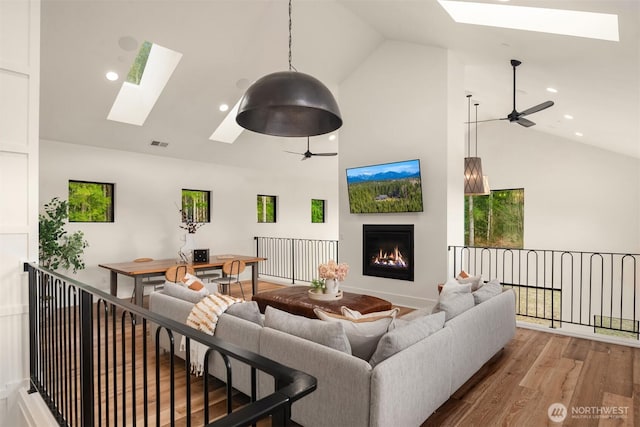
[432,278,475,321]
[456,274,483,291]
[341,306,400,320]
[314,308,396,360]
[163,280,209,303]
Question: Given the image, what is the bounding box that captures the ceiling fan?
[284,137,337,161]
[484,59,555,128]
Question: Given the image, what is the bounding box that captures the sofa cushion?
[472,279,503,304]
[225,301,264,326]
[163,280,209,303]
[264,306,351,354]
[369,311,445,367]
[314,308,395,360]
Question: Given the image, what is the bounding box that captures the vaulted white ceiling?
[40,0,640,166]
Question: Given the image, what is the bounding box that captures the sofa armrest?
[259,327,372,427]
[370,327,453,427]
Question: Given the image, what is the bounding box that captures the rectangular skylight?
[437,1,619,42]
[107,42,183,126]
[209,98,244,144]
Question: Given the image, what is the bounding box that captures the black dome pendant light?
[236,0,342,137]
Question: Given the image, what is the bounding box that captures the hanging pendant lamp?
[236,0,342,137]
[464,95,486,195]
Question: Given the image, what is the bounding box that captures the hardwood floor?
[81,281,639,426]
[423,327,638,426]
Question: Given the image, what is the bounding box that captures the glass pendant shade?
[236,71,342,138]
[464,157,486,195]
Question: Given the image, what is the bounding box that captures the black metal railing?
[25,263,316,426]
[255,237,339,283]
[448,246,640,339]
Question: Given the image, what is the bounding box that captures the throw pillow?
[432,279,475,321]
[456,274,483,291]
[314,308,395,360]
[182,272,205,291]
[341,306,400,320]
[264,306,351,354]
[472,279,503,304]
[225,301,264,326]
[369,311,445,367]
[163,280,209,304]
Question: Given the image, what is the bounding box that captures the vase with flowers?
[318,260,349,295]
[178,208,205,263]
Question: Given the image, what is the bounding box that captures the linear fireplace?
[362,224,414,281]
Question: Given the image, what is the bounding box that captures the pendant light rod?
[474,102,479,156]
[466,94,472,157]
[288,0,293,71]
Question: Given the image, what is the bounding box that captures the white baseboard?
[17,387,58,427]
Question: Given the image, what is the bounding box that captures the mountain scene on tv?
[346,159,424,213]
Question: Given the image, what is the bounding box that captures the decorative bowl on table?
[308,289,343,301]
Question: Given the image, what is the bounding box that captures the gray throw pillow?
[439,292,475,321]
[456,274,483,291]
[264,306,351,354]
[369,311,445,367]
[472,279,503,304]
[432,279,473,318]
[225,301,264,326]
[314,308,395,360]
[163,280,209,304]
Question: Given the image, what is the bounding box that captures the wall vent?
[150,140,169,147]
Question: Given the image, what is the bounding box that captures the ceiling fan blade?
[519,100,554,117]
[469,118,508,124]
[310,152,338,156]
[516,117,536,127]
[284,150,303,155]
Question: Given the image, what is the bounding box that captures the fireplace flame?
[372,246,407,268]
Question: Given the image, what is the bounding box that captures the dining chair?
[212,259,246,300]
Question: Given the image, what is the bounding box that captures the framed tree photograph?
[257,195,277,223]
[68,180,115,222]
[311,199,325,223]
[182,189,211,223]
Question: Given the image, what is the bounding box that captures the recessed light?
[575,132,583,137]
[328,134,336,141]
[106,71,119,81]
[546,87,558,93]
[564,114,574,120]
[219,104,229,112]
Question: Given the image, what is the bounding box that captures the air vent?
[151,140,169,147]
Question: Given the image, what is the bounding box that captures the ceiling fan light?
[464,157,486,195]
[236,71,342,137]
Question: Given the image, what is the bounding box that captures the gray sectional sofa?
[149,287,516,427]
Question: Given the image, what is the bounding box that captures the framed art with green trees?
[311,199,325,223]
[181,189,211,224]
[68,180,114,222]
[465,188,524,249]
[257,195,277,223]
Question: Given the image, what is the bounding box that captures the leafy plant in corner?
[39,197,89,273]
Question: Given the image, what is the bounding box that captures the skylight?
[437,1,619,42]
[209,98,244,144]
[107,42,183,126]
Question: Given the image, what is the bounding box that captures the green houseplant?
[39,197,88,273]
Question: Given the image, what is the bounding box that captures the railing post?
[26,264,38,394]
[79,289,94,426]
[291,239,296,284]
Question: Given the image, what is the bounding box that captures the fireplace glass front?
[362,224,414,281]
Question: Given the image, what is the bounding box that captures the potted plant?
[39,197,88,273]
[310,278,325,294]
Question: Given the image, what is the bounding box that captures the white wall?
[0,0,40,424]
[338,41,464,308]
[40,140,338,296]
[478,122,640,254]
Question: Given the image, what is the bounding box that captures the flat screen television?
[346,159,424,214]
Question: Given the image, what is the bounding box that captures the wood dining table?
[99,254,266,307]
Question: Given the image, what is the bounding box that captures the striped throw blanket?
[180,292,242,375]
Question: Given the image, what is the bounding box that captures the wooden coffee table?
[252,285,393,319]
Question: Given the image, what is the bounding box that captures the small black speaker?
[193,249,209,263]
